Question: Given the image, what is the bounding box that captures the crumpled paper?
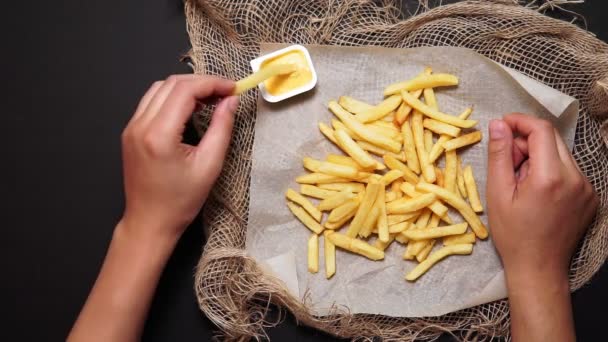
[246,44,578,317]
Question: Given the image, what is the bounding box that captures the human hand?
[119,74,238,241]
[486,113,598,280]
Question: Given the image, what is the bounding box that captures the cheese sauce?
[261,50,312,96]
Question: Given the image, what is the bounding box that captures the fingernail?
[489,120,506,140]
[226,96,239,112]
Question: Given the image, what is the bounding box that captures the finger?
[151,76,235,140]
[553,128,581,174]
[512,136,528,169]
[487,119,516,206]
[137,74,201,126]
[132,81,163,121]
[516,159,530,183]
[503,114,562,176]
[195,96,239,180]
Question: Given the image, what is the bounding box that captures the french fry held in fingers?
[356,94,403,123]
[323,231,336,279]
[384,73,459,96]
[285,189,323,222]
[334,129,377,169]
[287,202,323,234]
[402,223,468,240]
[233,63,297,95]
[463,165,484,212]
[405,244,473,281]
[308,234,319,273]
[318,189,357,211]
[327,232,384,261]
[442,131,482,151]
[443,232,476,246]
[338,95,374,114]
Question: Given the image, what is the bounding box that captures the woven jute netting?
[185,0,608,340]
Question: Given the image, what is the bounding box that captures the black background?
[3,1,607,341]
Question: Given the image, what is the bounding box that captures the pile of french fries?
[285,67,488,281]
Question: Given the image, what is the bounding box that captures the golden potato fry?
[463,165,483,212]
[385,191,400,203]
[285,188,323,222]
[400,121,421,174]
[416,240,435,262]
[386,192,436,214]
[401,91,477,128]
[303,159,360,179]
[395,232,410,244]
[399,182,448,218]
[346,182,381,237]
[376,189,389,242]
[383,155,419,184]
[302,157,322,172]
[443,232,476,246]
[415,209,432,228]
[333,129,378,169]
[287,202,324,234]
[434,166,444,187]
[388,220,410,233]
[457,155,468,198]
[327,154,385,171]
[327,232,384,260]
[423,118,461,137]
[444,150,458,193]
[318,190,357,211]
[330,101,402,153]
[327,195,360,223]
[373,120,401,131]
[300,184,338,199]
[323,231,336,278]
[405,244,473,281]
[416,182,488,239]
[442,131,482,151]
[424,129,434,153]
[356,95,402,123]
[428,108,474,163]
[395,89,423,125]
[367,123,402,141]
[296,173,350,184]
[412,111,436,183]
[338,95,374,115]
[380,169,404,186]
[325,210,356,230]
[374,234,396,251]
[233,63,297,95]
[308,234,319,273]
[319,182,365,193]
[332,119,362,140]
[392,179,404,195]
[359,203,381,238]
[403,223,468,240]
[384,73,459,96]
[388,212,421,225]
[318,122,338,145]
[356,172,383,184]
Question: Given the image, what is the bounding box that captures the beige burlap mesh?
[185,0,608,340]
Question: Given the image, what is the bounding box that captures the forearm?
[68,220,178,342]
[506,265,575,342]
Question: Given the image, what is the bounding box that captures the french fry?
[318,122,338,145]
[356,141,404,160]
[401,91,477,128]
[416,240,435,262]
[392,179,403,195]
[423,118,461,137]
[323,231,336,278]
[416,182,488,239]
[400,121,421,174]
[327,154,385,171]
[405,244,473,281]
[332,119,362,140]
[402,223,468,240]
[359,203,381,238]
[388,220,410,233]
[338,95,374,114]
[415,209,432,228]
[356,172,383,184]
[329,101,402,153]
[388,212,421,225]
[385,191,400,202]
[367,123,402,141]
[346,182,381,237]
[457,155,467,198]
[404,209,434,257]
[327,232,384,260]
[318,190,357,211]
[308,234,319,273]
[443,232,476,246]
[463,165,483,212]
[424,129,434,153]
[327,195,360,223]
[395,232,410,244]
[386,193,437,214]
[301,184,338,199]
[373,120,401,132]
[374,234,396,251]
[356,95,402,123]
[325,210,356,230]
[377,190,389,242]
[395,89,423,125]
[380,169,404,186]
[383,155,419,184]
[412,111,436,183]
[428,108,474,163]
[384,73,459,96]
[319,182,365,193]
[399,182,449,218]
[287,202,324,234]
[442,131,482,151]
[233,63,297,95]
[303,159,360,179]
[333,129,378,169]
[296,173,350,184]
[435,166,444,187]
[383,111,396,123]
[285,189,323,222]
[444,150,458,193]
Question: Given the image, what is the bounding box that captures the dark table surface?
[3,1,607,341]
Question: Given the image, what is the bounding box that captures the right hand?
[486,114,598,280]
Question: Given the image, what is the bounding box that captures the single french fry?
[374,234,396,251]
[399,182,449,218]
[318,190,357,211]
[385,191,400,203]
[373,120,401,132]
[300,184,338,199]
[442,131,482,151]
[388,220,410,233]
[233,63,297,95]
[329,101,402,153]
[357,172,383,184]
[395,232,410,244]
[403,223,468,240]
[423,118,461,137]
[325,210,356,230]
[327,195,360,223]
[463,165,483,212]
[416,182,488,239]
[435,166,444,187]
[285,189,323,222]
[412,111,436,183]
[444,150,458,193]
[318,122,338,145]
[405,244,473,281]
[356,95,402,123]
[380,169,404,186]
[333,129,378,169]
[386,193,437,214]
[327,154,385,171]
[323,231,336,278]
[383,155,419,184]
[327,232,384,260]
[457,155,467,198]
[391,179,403,196]
[395,89,423,125]
[359,203,381,238]
[383,111,396,123]
[416,240,435,262]
[296,173,350,184]
[332,119,362,140]
[401,91,477,128]
[367,123,402,141]
[424,129,434,153]
[400,121,421,174]
[384,73,459,96]
[302,157,322,172]
[377,189,389,242]
[428,108,473,163]
[428,213,441,229]
[388,212,421,225]
[338,95,374,114]
[346,182,381,237]
[304,159,360,179]
[443,232,476,246]
[415,209,432,228]
[287,202,324,234]
[405,209,433,256]
[319,182,365,193]
[308,234,319,273]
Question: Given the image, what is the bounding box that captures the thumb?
[195,96,239,180]
[486,119,516,205]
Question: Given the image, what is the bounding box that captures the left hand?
[120,74,239,241]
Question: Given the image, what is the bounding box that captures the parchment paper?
[246,44,579,317]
